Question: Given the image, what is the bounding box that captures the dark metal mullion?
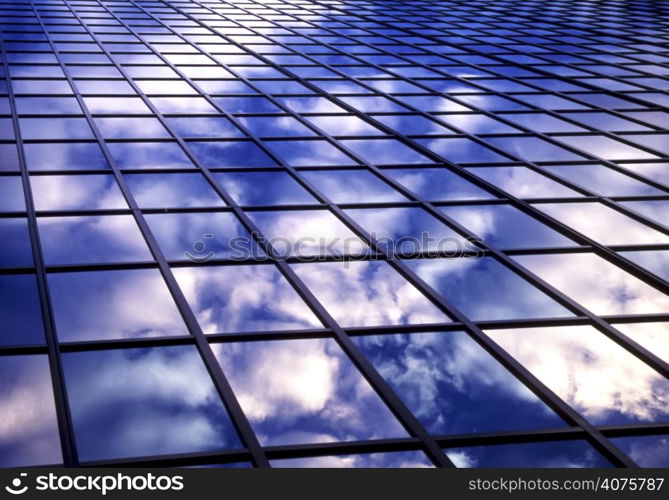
[37,2,272,469]
[69,0,460,470]
[0,15,80,467]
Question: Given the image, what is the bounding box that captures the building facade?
[0,0,668,468]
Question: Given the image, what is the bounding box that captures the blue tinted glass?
[487,325,669,426]
[84,97,152,115]
[213,96,281,113]
[437,114,518,134]
[125,173,225,209]
[239,116,316,137]
[38,215,153,265]
[346,207,471,253]
[188,141,278,168]
[501,112,585,133]
[467,166,583,198]
[49,269,188,342]
[16,97,80,114]
[341,139,432,165]
[62,346,242,462]
[0,118,14,140]
[167,117,245,138]
[212,338,408,446]
[0,143,20,171]
[611,435,669,468]
[173,264,322,334]
[24,143,109,171]
[301,169,408,203]
[445,441,611,468]
[273,450,433,468]
[214,171,317,206]
[0,355,62,466]
[416,138,509,163]
[406,257,573,321]
[31,174,127,211]
[557,135,659,161]
[20,117,94,140]
[249,209,368,258]
[620,250,669,281]
[440,204,576,249]
[0,176,25,211]
[291,260,450,327]
[0,274,45,346]
[542,164,663,196]
[151,97,218,114]
[384,168,495,201]
[355,331,566,434]
[108,142,194,169]
[0,218,33,267]
[484,136,585,162]
[265,140,357,166]
[145,212,265,261]
[94,117,170,139]
[620,200,669,225]
[306,115,385,136]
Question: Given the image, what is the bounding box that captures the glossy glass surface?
[354,331,565,434]
[542,164,663,196]
[214,171,317,206]
[125,173,225,209]
[0,355,62,466]
[291,260,450,327]
[445,441,611,468]
[534,203,669,245]
[145,212,264,262]
[63,346,242,462]
[30,174,127,211]
[108,142,194,170]
[440,204,576,249]
[620,250,669,281]
[212,338,408,446]
[467,167,583,198]
[24,143,109,171]
[49,269,188,342]
[173,264,322,334]
[384,168,495,201]
[611,435,669,468]
[346,207,472,254]
[486,326,669,426]
[0,218,33,267]
[613,323,669,364]
[0,274,45,346]
[249,210,368,258]
[272,451,433,468]
[406,257,573,321]
[302,169,408,203]
[38,215,153,266]
[188,141,277,168]
[0,176,25,212]
[515,253,669,315]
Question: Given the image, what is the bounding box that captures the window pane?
[173,264,322,334]
[406,257,573,321]
[445,441,611,468]
[0,355,62,466]
[0,218,33,267]
[38,215,153,265]
[62,346,242,462]
[31,174,127,211]
[354,331,565,434]
[125,173,225,209]
[214,171,317,206]
[486,326,669,426]
[212,338,408,446]
[611,435,669,468]
[301,169,408,203]
[49,269,188,342]
[291,260,450,327]
[384,168,495,201]
[0,274,45,346]
[273,450,433,468]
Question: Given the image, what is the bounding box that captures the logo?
[5,474,28,495]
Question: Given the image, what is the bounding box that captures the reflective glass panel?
[214,171,317,206]
[212,338,408,446]
[31,174,127,211]
[0,274,45,346]
[63,346,242,462]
